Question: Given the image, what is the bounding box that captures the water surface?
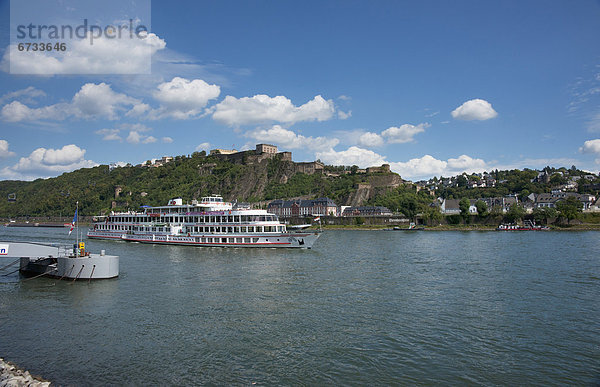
[0,227,598,385]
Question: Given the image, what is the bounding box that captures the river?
[0,227,598,385]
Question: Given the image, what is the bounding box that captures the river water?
[0,227,598,385]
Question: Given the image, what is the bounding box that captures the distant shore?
[3,221,600,231]
[315,224,600,231]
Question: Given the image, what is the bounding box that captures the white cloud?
[195,142,211,151]
[338,110,352,120]
[245,125,339,152]
[382,123,429,144]
[3,33,166,75]
[0,140,16,158]
[446,154,487,171]
[1,83,140,122]
[97,124,156,144]
[126,131,141,144]
[392,154,487,179]
[71,83,140,120]
[316,145,488,180]
[1,144,97,180]
[0,87,46,104]
[358,132,384,147]
[148,77,220,119]
[119,123,152,132]
[126,103,151,117]
[212,94,335,126]
[316,146,387,168]
[95,128,122,141]
[162,137,173,143]
[451,99,498,121]
[389,155,448,178]
[1,100,70,122]
[580,139,600,154]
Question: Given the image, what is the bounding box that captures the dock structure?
[0,241,119,280]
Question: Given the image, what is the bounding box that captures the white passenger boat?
[87,196,320,248]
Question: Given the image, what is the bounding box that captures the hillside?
[2,149,599,221]
[0,152,401,218]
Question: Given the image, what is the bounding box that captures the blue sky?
[1,0,600,181]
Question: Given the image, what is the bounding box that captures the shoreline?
[3,222,600,231]
[0,358,50,386]
[315,224,600,231]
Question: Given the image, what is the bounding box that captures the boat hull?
[87,231,321,248]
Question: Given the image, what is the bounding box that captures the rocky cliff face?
[343,174,404,206]
[194,158,298,201]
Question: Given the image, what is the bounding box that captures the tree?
[459,197,471,221]
[475,200,488,217]
[423,206,443,226]
[506,204,525,223]
[456,175,468,188]
[533,206,559,225]
[556,196,582,223]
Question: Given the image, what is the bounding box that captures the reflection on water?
[0,227,599,385]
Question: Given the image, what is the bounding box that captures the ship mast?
[76,201,79,257]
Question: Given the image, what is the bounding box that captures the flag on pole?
[69,208,77,235]
[313,216,320,222]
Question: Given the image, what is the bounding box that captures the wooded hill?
[0,152,401,218]
[1,151,598,220]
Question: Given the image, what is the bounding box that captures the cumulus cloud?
[95,123,157,144]
[1,144,97,180]
[212,94,335,126]
[3,33,166,75]
[72,83,140,120]
[1,83,140,122]
[392,154,487,179]
[451,99,498,121]
[195,142,211,151]
[350,123,429,148]
[338,110,352,120]
[316,146,388,168]
[0,140,16,158]
[382,123,429,143]
[0,87,46,104]
[580,139,600,154]
[580,139,600,163]
[162,137,173,143]
[95,128,122,141]
[126,131,156,144]
[1,100,71,122]
[245,125,339,152]
[316,145,488,180]
[358,132,384,147]
[146,77,220,120]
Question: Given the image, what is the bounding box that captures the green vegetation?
[367,185,433,220]
[1,153,598,230]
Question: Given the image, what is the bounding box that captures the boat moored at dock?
[87,195,320,248]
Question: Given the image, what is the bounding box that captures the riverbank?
[0,358,50,386]
[317,224,600,231]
